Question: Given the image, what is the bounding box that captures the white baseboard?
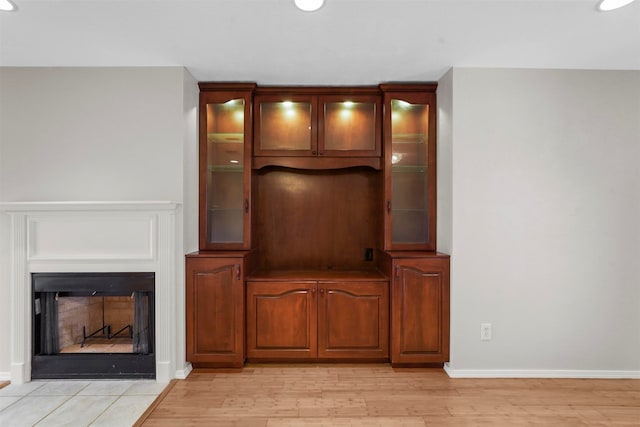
[444,363,640,379]
[174,363,193,380]
[0,372,10,381]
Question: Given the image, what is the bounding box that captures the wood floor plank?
[138,365,640,426]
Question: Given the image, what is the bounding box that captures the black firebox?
[32,272,155,379]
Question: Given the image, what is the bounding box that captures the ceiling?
[1,0,639,85]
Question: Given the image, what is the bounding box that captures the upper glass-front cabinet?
[199,84,255,250]
[382,86,437,251]
[254,95,317,156]
[254,92,380,157]
[319,95,381,157]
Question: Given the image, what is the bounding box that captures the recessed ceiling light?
[0,0,16,12]
[597,0,636,11]
[294,0,324,12]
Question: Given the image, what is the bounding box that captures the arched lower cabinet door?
[317,281,388,360]
[186,253,248,368]
[389,254,450,365]
[245,281,318,360]
[245,277,389,362]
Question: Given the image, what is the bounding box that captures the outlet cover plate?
[481,323,492,341]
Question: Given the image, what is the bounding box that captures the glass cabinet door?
[200,87,253,250]
[383,89,437,250]
[319,95,381,157]
[254,95,317,156]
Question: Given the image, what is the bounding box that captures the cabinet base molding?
[189,365,244,373]
[190,362,245,369]
[391,362,444,369]
[247,358,390,364]
[443,363,640,379]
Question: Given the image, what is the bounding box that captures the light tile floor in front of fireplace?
[0,379,167,426]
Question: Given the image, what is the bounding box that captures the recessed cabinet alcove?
[186,83,450,368]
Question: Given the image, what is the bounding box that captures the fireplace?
[2,201,187,384]
[31,272,155,379]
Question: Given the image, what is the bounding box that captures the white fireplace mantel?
[1,201,185,384]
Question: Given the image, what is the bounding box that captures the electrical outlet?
[480,323,492,341]
[364,248,373,261]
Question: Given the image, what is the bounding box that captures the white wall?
[2,66,638,379]
[0,67,186,201]
[0,67,199,379]
[176,69,199,376]
[437,68,453,255]
[0,213,9,378]
[444,68,640,376]
[182,70,199,255]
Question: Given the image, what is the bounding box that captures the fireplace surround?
[32,272,155,379]
[1,201,188,384]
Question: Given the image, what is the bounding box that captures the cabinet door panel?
[199,87,254,250]
[397,268,441,353]
[246,281,317,359]
[319,95,381,157]
[391,258,450,364]
[186,257,244,367]
[383,89,437,251]
[318,281,388,359]
[254,95,317,157]
[194,269,235,353]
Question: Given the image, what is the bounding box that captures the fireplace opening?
[32,272,155,379]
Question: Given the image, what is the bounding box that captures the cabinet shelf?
[207,165,244,172]
[207,133,244,143]
[248,268,388,282]
[207,208,243,212]
[392,208,427,213]
[391,165,427,173]
[391,133,427,144]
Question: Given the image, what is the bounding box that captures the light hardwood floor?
[137,365,640,426]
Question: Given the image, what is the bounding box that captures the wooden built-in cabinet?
[246,273,388,361]
[187,82,449,369]
[254,89,381,158]
[198,83,255,250]
[382,84,438,251]
[186,252,253,368]
[381,252,450,365]
[246,281,317,359]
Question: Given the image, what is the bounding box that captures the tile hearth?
[0,380,166,426]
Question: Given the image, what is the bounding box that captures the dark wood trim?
[252,156,382,170]
[247,269,388,282]
[198,82,257,91]
[391,362,444,369]
[379,83,437,92]
[254,86,381,96]
[186,250,253,258]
